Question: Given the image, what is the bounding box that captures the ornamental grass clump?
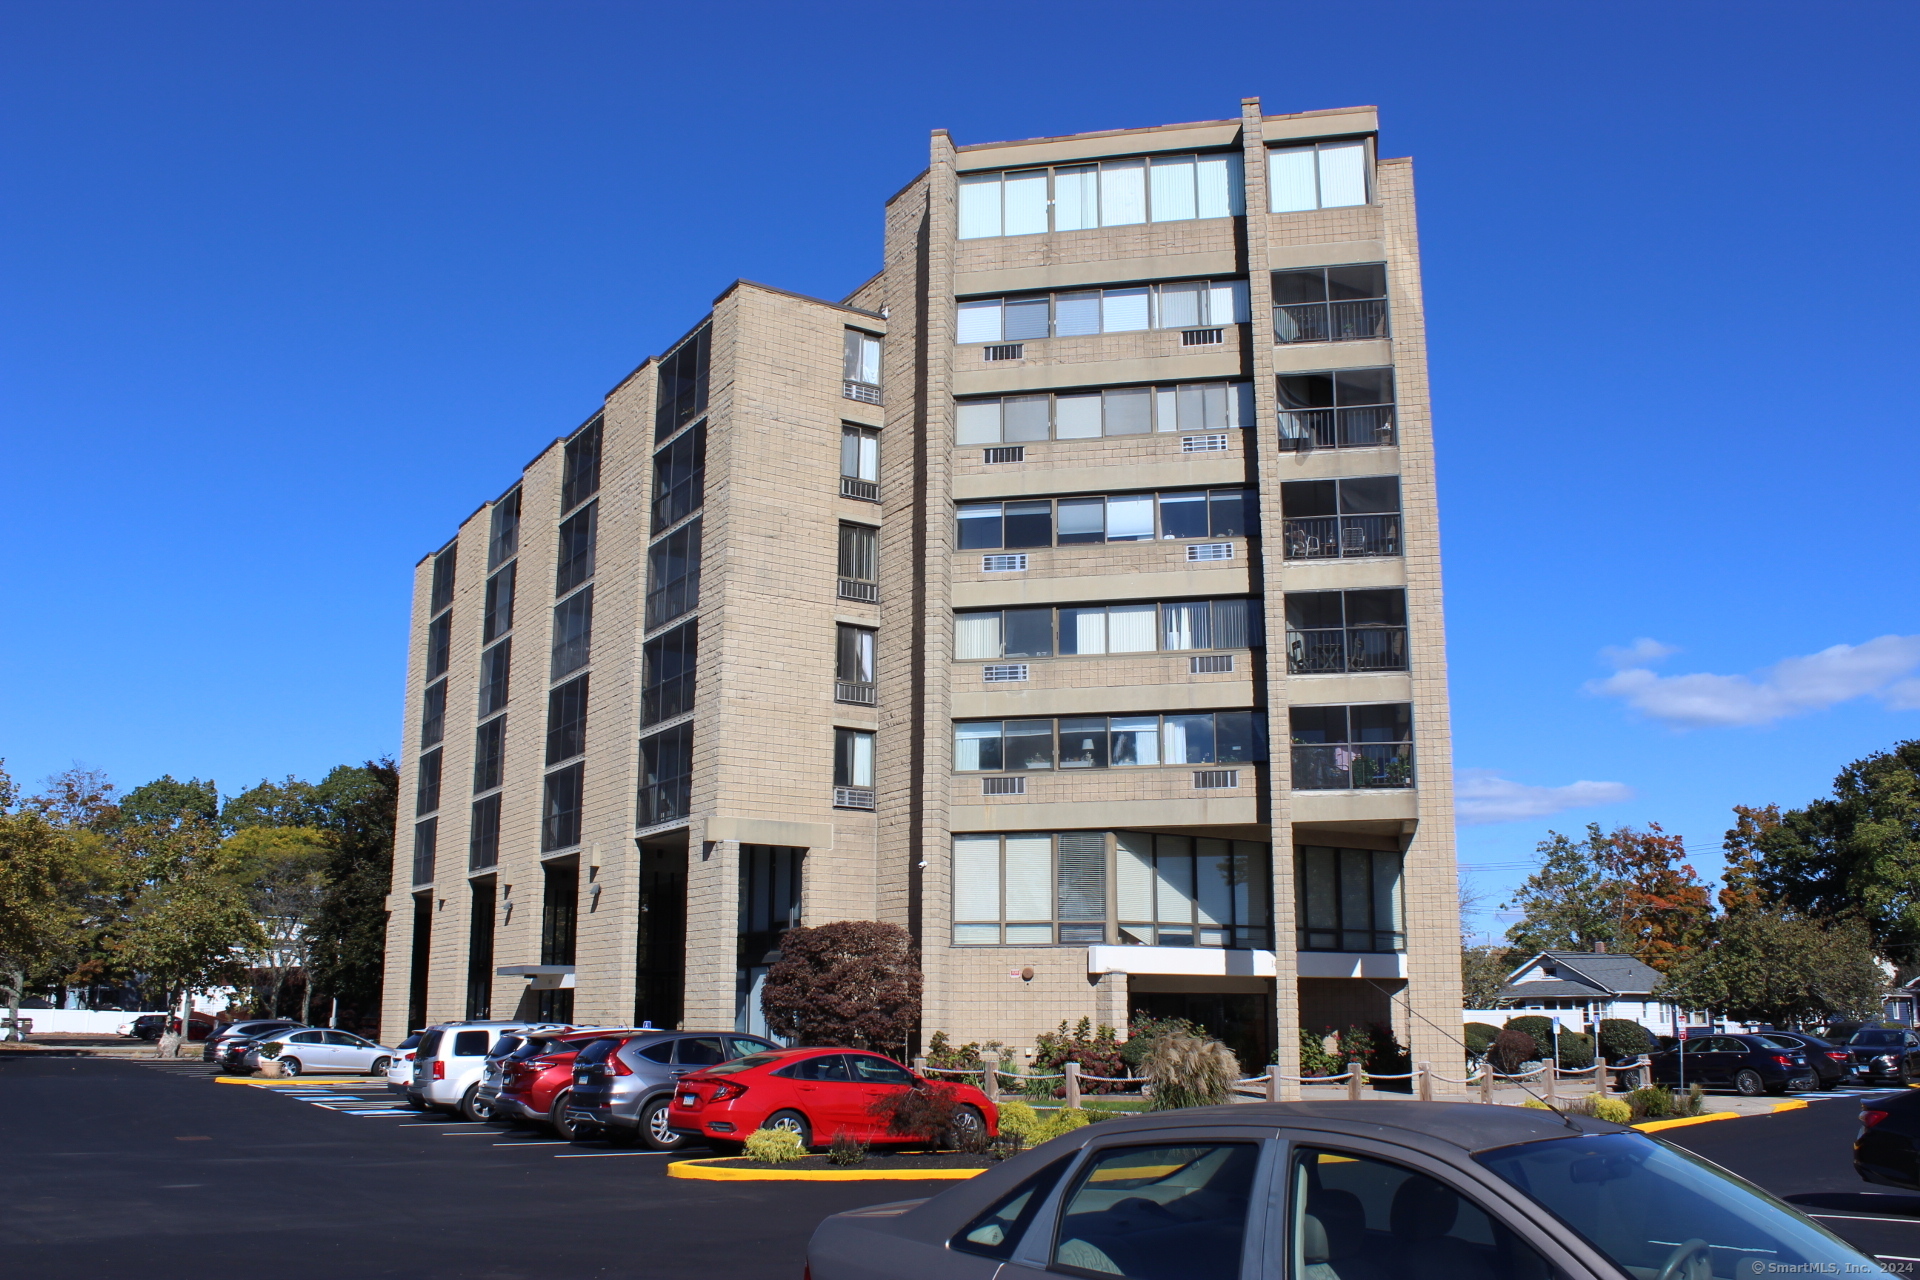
[1143,1031,1240,1110]
[745,1126,808,1164]
[827,1132,869,1166]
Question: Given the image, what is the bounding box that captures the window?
[416,748,443,816]
[1281,476,1401,559]
[834,728,874,788]
[1277,367,1396,449]
[466,882,495,1019]
[546,674,589,765]
[478,639,511,717]
[641,622,697,725]
[1297,846,1403,951]
[561,416,602,513]
[655,323,710,441]
[482,563,516,644]
[1271,263,1388,345]
[638,722,694,827]
[838,522,877,581]
[955,381,1253,444]
[652,421,706,532]
[646,518,702,629]
[469,794,501,871]
[555,501,597,595]
[1289,703,1414,789]
[955,489,1254,550]
[537,864,578,1022]
[550,587,593,679]
[487,488,521,571]
[956,598,1258,660]
[843,330,881,388]
[1268,140,1370,212]
[956,279,1248,344]
[541,762,585,851]
[1115,832,1271,949]
[840,425,879,500]
[836,623,875,690]
[954,712,1265,771]
[953,1156,1077,1261]
[957,152,1244,239]
[412,818,437,885]
[421,679,447,748]
[1052,1142,1260,1278]
[425,611,452,681]
[472,715,505,792]
[429,545,457,616]
[1285,589,1407,674]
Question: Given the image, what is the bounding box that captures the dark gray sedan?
[807,1100,1893,1280]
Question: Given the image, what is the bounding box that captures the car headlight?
[1877,1055,1897,1065]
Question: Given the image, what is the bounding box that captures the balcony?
[840,476,880,502]
[1286,627,1408,675]
[1276,406,1395,450]
[1291,743,1414,790]
[1274,299,1388,344]
[1282,514,1401,559]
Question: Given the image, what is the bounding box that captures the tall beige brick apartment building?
[383,100,1463,1082]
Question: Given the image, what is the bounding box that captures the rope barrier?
[1076,1073,1147,1084]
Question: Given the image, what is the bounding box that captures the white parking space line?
[552,1150,677,1158]
[440,1131,501,1136]
[493,1140,571,1147]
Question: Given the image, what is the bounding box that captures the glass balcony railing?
[1281,514,1401,560]
[1291,742,1414,790]
[1286,627,1408,675]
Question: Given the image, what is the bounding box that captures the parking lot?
[8,1054,1920,1279]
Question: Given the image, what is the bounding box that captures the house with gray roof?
[1493,949,1699,1032]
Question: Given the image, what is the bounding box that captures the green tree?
[1659,912,1886,1026]
[1605,824,1713,973]
[111,813,264,1007]
[1503,826,1623,955]
[1461,944,1511,1008]
[1720,805,1779,916]
[0,766,96,1037]
[219,825,332,1018]
[116,775,218,829]
[303,761,397,1026]
[222,775,322,831]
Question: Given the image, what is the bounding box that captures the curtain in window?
[1103,386,1151,434]
[956,299,1002,344]
[1317,142,1368,207]
[954,612,1003,660]
[1003,835,1052,921]
[1156,281,1203,329]
[1207,279,1248,324]
[1268,145,1319,212]
[957,174,1002,239]
[1003,395,1050,442]
[955,400,1001,444]
[953,722,999,771]
[953,835,1001,921]
[1057,833,1107,926]
[1196,153,1240,218]
[1099,158,1146,225]
[1054,393,1102,438]
[1060,607,1106,655]
[1162,602,1211,651]
[1210,598,1252,650]
[1116,832,1154,921]
[1165,714,1216,764]
[842,429,879,481]
[1106,603,1156,652]
[1054,165,1097,230]
[1105,493,1154,541]
[846,731,874,787]
[1056,498,1105,544]
[1149,155,1197,222]
[1052,290,1101,337]
[1110,715,1160,766]
[1101,287,1150,332]
[1003,170,1049,235]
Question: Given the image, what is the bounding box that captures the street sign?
[1676,1025,1689,1041]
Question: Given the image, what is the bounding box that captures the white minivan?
[409,1020,549,1118]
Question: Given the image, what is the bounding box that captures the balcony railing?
[1291,742,1414,790]
[840,476,880,502]
[835,680,876,706]
[844,380,882,405]
[1282,514,1402,560]
[1276,406,1395,450]
[1274,299,1388,344]
[1286,627,1408,675]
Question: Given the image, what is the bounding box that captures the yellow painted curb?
[1634,1111,1741,1132]
[1772,1100,1810,1113]
[668,1158,984,1182]
[215,1076,387,1087]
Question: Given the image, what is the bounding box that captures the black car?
[1757,1030,1852,1089]
[1856,1089,1920,1188]
[128,1014,166,1041]
[1646,1033,1816,1096]
[1847,1027,1920,1084]
[202,1019,304,1063]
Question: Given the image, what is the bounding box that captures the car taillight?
[403,1052,415,1061]
[1864,1109,1892,1128]
[432,1060,445,1080]
[1771,1055,1794,1067]
[610,1056,632,1076]
[1829,1052,1849,1061]
[710,1082,747,1102]
[530,1058,562,1070]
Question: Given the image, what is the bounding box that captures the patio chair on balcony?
[1339,525,1369,553]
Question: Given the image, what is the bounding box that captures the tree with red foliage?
[1719,805,1780,917]
[1600,823,1713,972]
[761,920,922,1056]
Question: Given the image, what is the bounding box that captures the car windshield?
[397,1034,421,1050]
[490,1035,525,1059]
[1852,1030,1904,1047]
[700,1052,787,1077]
[1477,1133,1892,1279]
[1750,1035,1801,1051]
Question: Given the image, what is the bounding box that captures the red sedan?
[668,1046,997,1151]
[493,1030,607,1137]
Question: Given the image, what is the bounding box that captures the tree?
[303,761,397,1026]
[1659,911,1885,1026]
[219,825,331,1018]
[1720,805,1779,916]
[222,775,322,831]
[1461,945,1510,1008]
[0,766,96,1038]
[111,813,264,1009]
[761,921,921,1056]
[1752,741,1920,979]
[116,775,219,829]
[1503,826,1623,955]
[1604,824,1713,972]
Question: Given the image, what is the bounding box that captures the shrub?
[868,1081,963,1147]
[1589,1096,1633,1124]
[1037,1108,1094,1141]
[1143,1032,1240,1110]
[1597,1020,1655,1063]
[761,920,921,1056]
[1033,1018,1128,1096]
[992,1100,1096,1146]
[1368,1025,1413,1091]
[1121,1013,1205,1070]
[1622,1084,1710,1121]
[995,1100,1043,1144]
[1464,1022,1502,1059]
[1557,1031,1596,1070]
[1488,1028,1538,1075]
[1503,1016,1556,1061]
[1299,1029,1344,1079]
[745,1127,807,1164]
[827,1132,868,1166]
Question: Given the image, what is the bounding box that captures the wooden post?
[1064,1062,1081,1110]
[981,1061,999,1103]
[1347,1060,1363,1101]
[913,1056,928,1073]
[1479,1064,1494,1104]
[1595,1058,1609,1097]
[1266,1063,1281,1103]
[1417,1061,1433,1102]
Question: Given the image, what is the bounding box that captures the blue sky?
[3,2,1916,936]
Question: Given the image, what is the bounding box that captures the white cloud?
[1600,637,1679,669]
[1588,634,1920,729]
[1454,769,1635,826]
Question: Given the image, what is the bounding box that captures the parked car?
[203,1019,304,1063]
[567,1030,777,1149]
[244,1027,395,1076]
[125,1014,167,1041]
[491,1030,618,1137]
[472,1024,580,1119]
[669,1046,996,1153]
[216,1029,308,1073]
[1847,1027,1920,1085]
[386,1033,422,1101]
[1645,1032,1816,1095]
[410,1020,551,1117]
[1857,1090,1920,1189]
[1759,1030,1852,1089]
[165,1012,217,1041]
[807,1100,1893,1280]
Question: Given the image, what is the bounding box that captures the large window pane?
[1003,170,1049,235]
[1196,839,1232,933]
[1117,832,1154,921]
[1002,395,1050,442]
[1164,714,1215,764]
[1158,491,1210,539]
[1196,153,1239,218]
[652,422,707,532]
[1005,720,1054,771]
[1162,601,1211,651]
[561,417,602,513]
[1054,393,1102,439]
[1318,141,1368,207]
[426,612,452,681]
[641,621,697,725]
[416,747,443,816]
[837,522,877,580]
[1105,493,1155,540]
[1003,835,1052,920]
[1268,145,1319,212]
[1215,711,1264,763]
[953,835,1001,922]
[487,489,520,570]
[956,503,1003,550]
[421,679,446,748]
[833,728,874,788]
[1059,606,1106,655]
[429,545,457,616]
[1002,500,1052,548]
[646,518,702,629]
[1107,603,1156,652]
[550,586,593,679]
[954,399,1001,445]
[1101,287,1150,332]
[1110,715,1160,767]
[1054,291,1101,337]
[1058,717,1108,769]
[1155,836,1196,932]
[1206,279,1248,325]
[956,299,1002,344]
[1057,832,1107,935]
[1211,598,1253,650]
[1104,386,1151,435]
[1155,280,1204,329]
[1003,607,1053,658]
[957,173,1002,239]
[1054,165,1097,231]
[473,714,505,792]
[1210,489,1255,538]
[1056,497,1105,545]
[483,563,516,644]
[836,624,876,683]
[955,611,1003,660]
[478,640,512,717]
[954,722,1003,772]
[541,762,585,852]
[1098,158,1146,226]
[1148,155,1197,222]
[654,324,710,441]
[468,793,500,871]
[555,501,597,595]
[546,674,589,765]
[637,722,693,827]
[841,426,880,482]
[1002,297,1050,341]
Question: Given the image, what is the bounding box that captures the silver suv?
[566,1031,775,1149]
[409,1020,552,1117]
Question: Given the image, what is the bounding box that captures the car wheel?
[949,1104,987,1150]
[764,1109,813,1149]
[368,1057,391,1078]
[640,1098,689,1151]
[1900,1063,1914,1088]
[550,1090,581,1140]
[279,1057,302,1077]
[460,1084,491,1123]
[1734,1069,1765,1097]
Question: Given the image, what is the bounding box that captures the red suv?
[492,1030,610,1137]
[669,1046,998,1152]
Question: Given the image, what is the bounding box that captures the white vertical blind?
[1268,146,1319,212]
[1054,290,1102,336]
[956,300,1002,344]
[1099,158,1146,225]
[954,612,1003,660]
[1154,386,1178,431]
[1196,153,1240,218]
[1003,835,1053,920]
[1161,602,1208,650]
[1054,165,1098,231]
[1116,832,1155,920]
[958,174,1003,239]
[1148,155,1197,222]
[1003,170,1050,235]
[1155,281,1203,329]
[1104,494,1155,542]
[1317,142,1368,207]
[1107,603,1157,652]
[1104,386,1151,434]
[1063,607,1107,654]
[954,400,1002,444]
[1100,287,1150,332]
[1207,279,1249,324]
[1054,393,1102,438]
[1056,832,1107,923]
[953,835,1002,920]
[953,722,998,771]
